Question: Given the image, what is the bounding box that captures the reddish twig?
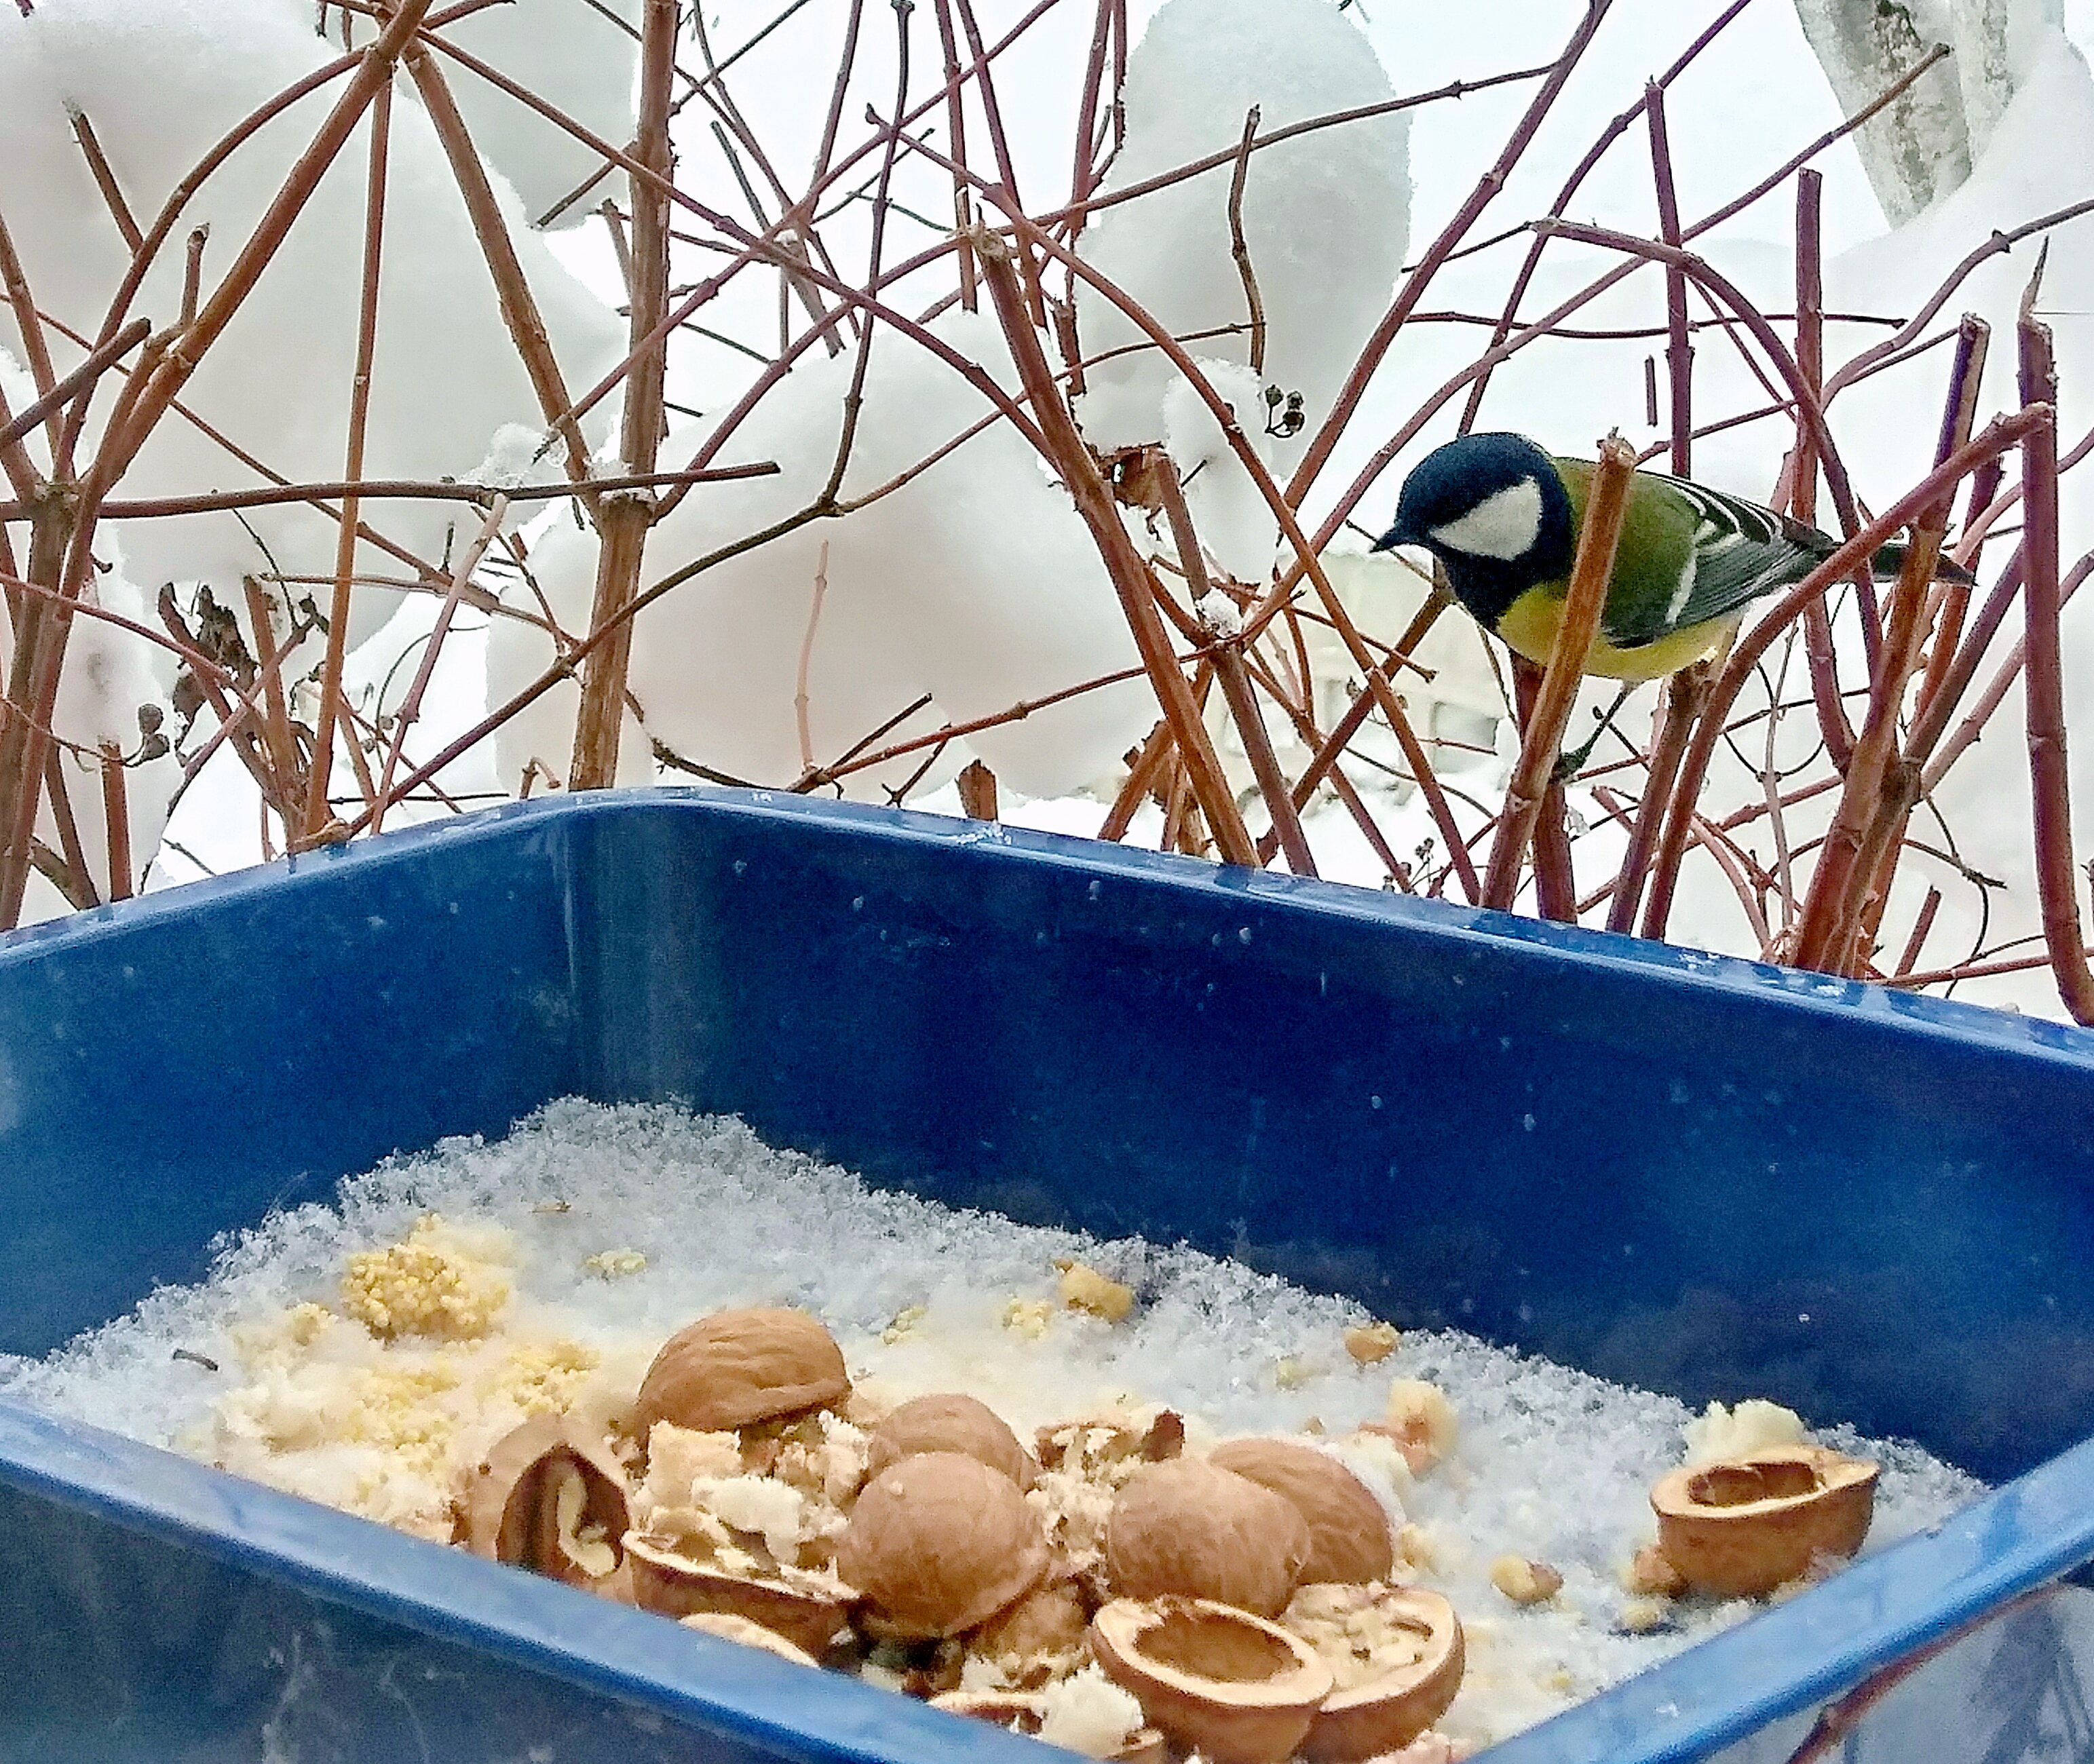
[1639,412,2050,942]
[1790,314,1988,971]
[570,0,679,790]
[1791,168,1856,768]
[1605,662,1709,934]
[305,71,391,844]
[973,225,1255,864]
[2016,308,2094,1021]
[1151,450,1312,875]
[1482,434,1632,911]
[1645,81,1691,478]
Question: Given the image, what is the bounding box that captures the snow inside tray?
[0,1100,1984,1757]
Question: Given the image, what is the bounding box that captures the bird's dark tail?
[1870,541,1977,586]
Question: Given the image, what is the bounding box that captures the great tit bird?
[1375,432,1958,682]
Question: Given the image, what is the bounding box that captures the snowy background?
[5,0,2094,1015]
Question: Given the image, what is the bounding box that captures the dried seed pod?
[635,1307,850,1437]
[864,1392,1038,1491]
[625,1531,852,1657]
[1090,1597,1333,1764]
[1105,1457,1310,1617]
[454,1415,630,1588]
[1208,1438,1394,1586]
[1284,1584,1465,1762]
[837,1451,1050,1639]
[1650,1446,1879,1598]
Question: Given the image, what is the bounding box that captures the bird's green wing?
[1555,458,1835,650]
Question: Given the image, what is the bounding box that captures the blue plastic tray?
[4,790,2093,1763]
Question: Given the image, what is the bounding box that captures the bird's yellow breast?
[1495,588,1738,683]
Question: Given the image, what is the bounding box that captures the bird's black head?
[1373,432,1576,627]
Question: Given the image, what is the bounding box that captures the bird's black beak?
[1371,523,1409,554]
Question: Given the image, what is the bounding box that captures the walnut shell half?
[635,1307,850,1437]
[837,1451,1050,1638]
[931,1691,1166,1763]
[1651,1446,1879,1598]
[454,1415,630,1588]
[625,1531,852,1656]
[1090,1597,1334,1764]
[681,1610,821,1667]
[1284,1584,1464,1761]
[1105,1457,1310,1617]
[1208,1438,1394,1586]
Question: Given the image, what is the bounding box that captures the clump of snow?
[0,0,621,664]
[1158,356,1282,586]
[1793,0,1973,223]
[1074,0,1410,465]
[3,1099,1985,1758]
[512,313,1149,800]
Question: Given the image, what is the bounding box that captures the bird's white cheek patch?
[1428,477,1544,561]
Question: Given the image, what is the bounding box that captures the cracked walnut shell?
[837,1451,1050,1639]
[625,1530,852,1657]
[1090,1596,1333,1764]
[636,1307,850,1437]
[453,1414,630,1588]
[1105,1457,1311,1617]
[1284,1583,1465,1761]
[864,1392,1039,1491]
[1650,1446,1878,1598]
[1208,1438,1394,1586]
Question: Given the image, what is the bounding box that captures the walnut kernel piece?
[865,1393,1038,1491]
[1059,1261,1136,1323]
[1208,1438,1394,1586]
[972,1578,1092,1676]
[635,1307,850,1437]
[1622,1544,1688,1599]
[1105,1457,1311,1618]
[934,1679,1164,1763]
[1650,1446,1879,1598]
[1488,1556,1563,1606]
[1396,1523,1438,1573]
[1344,1323,1400,1365]
[1379,1381,1458,1474]
[453,1414,629,1588]
[1616,1598,1670,1634]
[837,1451,1050,1639]
[1004,1298,1055,1339]
[1681,1398,1806,1467]
[1283,1584,1466,1761]
[1090,1596,1333,1764]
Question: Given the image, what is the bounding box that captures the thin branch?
[1482,434,1632,910]
[1227,107,1265,375]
